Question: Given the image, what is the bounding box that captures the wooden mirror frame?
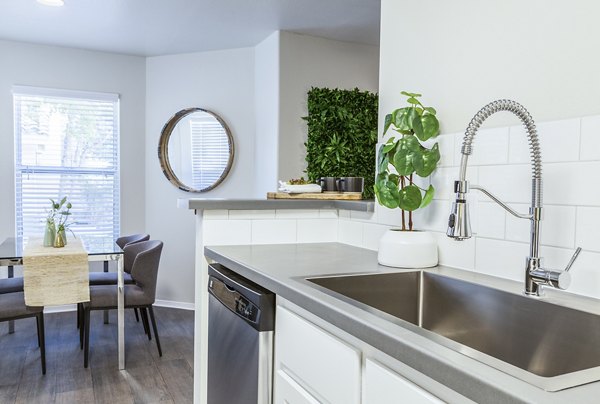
[158,107,234,192]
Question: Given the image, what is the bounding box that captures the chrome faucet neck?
[447,100,580,296]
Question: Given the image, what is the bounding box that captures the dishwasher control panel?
[209,276,261,324]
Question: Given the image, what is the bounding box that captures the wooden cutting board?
[267,192,362,200]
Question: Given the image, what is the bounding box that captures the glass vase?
[43,221,56,247]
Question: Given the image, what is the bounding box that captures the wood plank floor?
[0,307,194,404]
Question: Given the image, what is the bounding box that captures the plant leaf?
[393,108,410,131]
[406,97,419,105]
[408,108,424,139]
[401,91,422,98]
[377,144,389,172]
[384,113,393,134]
[410,150,424,173]
[424,106,437,115]
[374,173,399,209]
[398,184,422,211]
[416,143,441,177]
[402,134,420,152]
[421,114,440,140]
[392,148,414,176]
[382,142,396,153]
[420,185,435,208]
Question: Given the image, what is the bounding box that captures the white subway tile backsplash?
[275,209,320,219]
[475,202,505,239]
[251,219,297,244]
[338,210,351,219]
[338,220,364,247]
[412,200,451,233]
[297,219,338,243]
[424,132,455,167]
[375,205,404,228]
[203,220,252,245]
[430,166,477,201]
[434,232,476,270]
[362,223,392,251]
[568,250,600,299]
[350,209,377,222]
[229,210,276,219]
[509,119,580,164]
[545,162,600,206]
[468,127,509,165]
[319,209,339,219]
[505,204,576,248]
[576,207,600,252]
[477,165,531,204]
[203,210,229,220]
[580,115,600,161]
[475,238,528,281]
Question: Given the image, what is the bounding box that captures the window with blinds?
[189,117,230,190]
[13,86,120,244]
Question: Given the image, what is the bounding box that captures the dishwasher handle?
[208,275,261,325]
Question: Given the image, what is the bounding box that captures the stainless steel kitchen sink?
[307,271,600,391]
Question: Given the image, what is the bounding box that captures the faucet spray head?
[447,180,472,240]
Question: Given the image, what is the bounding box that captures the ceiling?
[0,0,381,57]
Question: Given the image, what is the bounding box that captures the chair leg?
[79,306,84,350]
[134,307,140,322]
[37,313,46,375]
[36,315,41,348]
[140,307,151,340]
[84,308,91,368]
[148,306,162,357]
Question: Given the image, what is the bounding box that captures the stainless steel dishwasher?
[207,263,275,404]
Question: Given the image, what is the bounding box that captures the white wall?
[0,39,146,244]
[254,32,281,197]
[145,47,256,304]
[379,0,600,133]
[369,0,600,299]
[278,31,380,181]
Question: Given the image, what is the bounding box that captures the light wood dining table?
[0,236,126,370]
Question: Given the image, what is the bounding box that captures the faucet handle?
[564,247,582,272]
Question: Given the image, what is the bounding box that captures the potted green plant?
[51,197,73,248]
[374,91,441,268]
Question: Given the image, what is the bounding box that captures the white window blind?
[13,86,120,245]
[189,118,229,190]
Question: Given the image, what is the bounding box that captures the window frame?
[13,85,121,243]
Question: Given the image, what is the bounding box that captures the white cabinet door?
[364,359,444,404]
[274,369,320,404]
[275,306,361,404]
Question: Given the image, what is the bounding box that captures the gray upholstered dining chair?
[88,233,150,286]
[0,277,24,294]
[82,233,150,326]
[0,292,46,374]
[81,240,163,368]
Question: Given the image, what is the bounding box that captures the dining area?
[0,232,193,403]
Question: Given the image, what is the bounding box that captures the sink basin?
[307,271,600,391]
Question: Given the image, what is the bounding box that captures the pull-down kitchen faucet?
[446,99,581,296]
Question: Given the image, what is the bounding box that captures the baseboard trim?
[42,300,194,313]
[154,299,195,311]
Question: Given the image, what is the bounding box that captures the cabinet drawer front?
[364,359,444,404]
[275,370,320,404]
[275,306,361,404]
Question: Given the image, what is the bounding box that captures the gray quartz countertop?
[204,242,600,404]
[178,198,374,212]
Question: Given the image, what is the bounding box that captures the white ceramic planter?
[377,229,438,268]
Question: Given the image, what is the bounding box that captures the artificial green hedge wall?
[303,87,378,199]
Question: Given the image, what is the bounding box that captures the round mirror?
[158,108,234,192]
